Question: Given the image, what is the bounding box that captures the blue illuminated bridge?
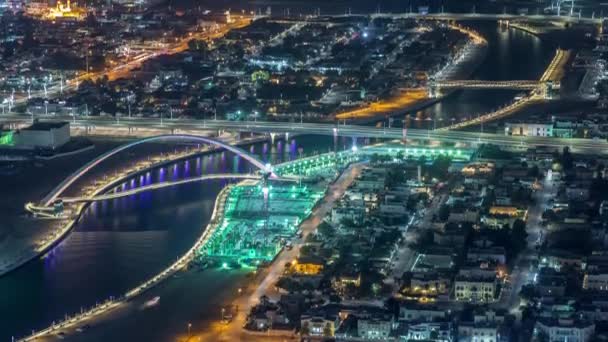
[30,134,276,213]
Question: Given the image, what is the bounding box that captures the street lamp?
[188,322,192,335]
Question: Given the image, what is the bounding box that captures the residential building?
[505,122,553,137]
[357,313,395,340]
[454,275,496,304]
[535,317,595,342]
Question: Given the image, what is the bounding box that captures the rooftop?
[22,121,69,131]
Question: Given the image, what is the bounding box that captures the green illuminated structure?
[0,131,14,146]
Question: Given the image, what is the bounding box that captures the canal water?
[0,19,554,342]
[420,21,555,127]
[0,135,351,339]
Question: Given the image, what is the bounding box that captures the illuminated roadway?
[8,17,253,108]
[2,115,608,154]
[434,80,543,90]
[369,12,604,24]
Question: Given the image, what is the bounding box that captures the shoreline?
[337,23,490,125]
[0,133,282,280]
[18,178,236,341]
[15,141,350,341]
[17,149,359,341]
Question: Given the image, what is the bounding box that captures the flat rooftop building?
[14,121,70,150]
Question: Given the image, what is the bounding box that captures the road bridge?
[271,12,603,24]
[3,116,608,156]
[433,80,542,90]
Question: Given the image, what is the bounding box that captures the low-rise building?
[301,311,340,338]
[458,322,500,342]
[583,270,608,291]
[357,313,395,340]
[505,122,553,137]
[291,256,324,275]
[13,121,70,149]
[399,302,447,322]
[454,275,496,304]
[401,322,453,341]
[535,317,595,342]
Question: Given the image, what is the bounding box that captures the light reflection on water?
[0,135,341,339]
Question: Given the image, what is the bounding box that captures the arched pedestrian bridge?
[58,173,298,203]
[38,134,275,209]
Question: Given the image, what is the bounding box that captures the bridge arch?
[42,134,272,206]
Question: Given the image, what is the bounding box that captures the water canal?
[0,19,555,341]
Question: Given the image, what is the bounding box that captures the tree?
[276,277,300,292]
[512,219,528,252]
[317,221,335,238]
[188,39,208,52]
[520,285,539,301]
[561,146,573,170]
[438,205,450,221]
[299,245,316,257]
[428,155,452,180]
[300,321,310,336]
[323,322,333,337]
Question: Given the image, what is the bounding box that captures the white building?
[535,318,595,342]
[403,322,453,341]
[583,272,608,291]
[14,121,70,149]
[454,275,496,304]
[505,122,553,137]
[458,322,499,342]
[357,314,394,340]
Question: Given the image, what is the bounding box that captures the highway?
[369,12,604,24]
[3,115,608,155]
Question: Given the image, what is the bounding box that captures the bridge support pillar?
[270,132,276,144]
[428,84,440,99]
[285,132,289,141]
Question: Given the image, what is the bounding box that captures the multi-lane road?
[2,115,608,155]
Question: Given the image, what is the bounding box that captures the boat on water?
[144,296,160,308]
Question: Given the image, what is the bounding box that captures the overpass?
[272,12,603,25]
[3,116,608,156]
[368,12,602,24]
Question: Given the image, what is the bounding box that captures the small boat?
[144,296,160,308]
